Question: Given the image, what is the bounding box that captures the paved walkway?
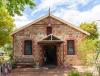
[8,67,69,76]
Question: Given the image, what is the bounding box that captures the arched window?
[47,27,52,35]
[24,40,32,55]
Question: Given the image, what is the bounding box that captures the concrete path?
[8,67,69,76]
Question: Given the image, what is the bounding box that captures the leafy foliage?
[78,39,97,53]
[80,22,99,39]
[78,22,100,64]
[68,70,80,76]
[0,0,35,16]
[82,72,93,76]
[11,60,17,69]
[1,44,13,57]
[0,7,14,47]
[68,70,93,76]
[78,39,100,64]
[0,56,4,65]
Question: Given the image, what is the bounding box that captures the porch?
[8,66,72,76]
[38,34,64,66]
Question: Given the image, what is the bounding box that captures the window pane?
[67,40,75,55]
[24,40,32,55]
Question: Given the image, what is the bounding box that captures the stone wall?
[13,16,87,66]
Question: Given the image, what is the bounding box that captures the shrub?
[10,60,17,69]
[96,64,100,76]
[0,56,4,65]
[68,70,80,76]
[83,72,93,76]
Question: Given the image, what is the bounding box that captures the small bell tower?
[47,8,52,35]
[48,8,51,27]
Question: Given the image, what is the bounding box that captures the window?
[24,40,32,55]
[47,27,52,35]
[67,40,75,55]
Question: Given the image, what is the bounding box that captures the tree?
[80,22,99,39]
[78,22,100,64]
[78,22,100,75]
[2,44,12,56]
[0,0,35,16]
[78,39,98,63]
[0,7,14,47]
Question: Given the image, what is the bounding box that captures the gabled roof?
[11,14,90,35]
[38,34,63,44]
[43,34,61,40]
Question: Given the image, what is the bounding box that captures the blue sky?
[14,0,100,32]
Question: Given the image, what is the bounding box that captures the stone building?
[11,14,90,66]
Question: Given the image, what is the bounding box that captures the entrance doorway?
[44,45,57,65]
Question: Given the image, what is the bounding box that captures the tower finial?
[48,7,51,26]
[49,7,50,16]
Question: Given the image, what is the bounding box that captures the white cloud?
[31,0,91,16]
[54,4,100,24]
[14,0,100,34]
[14,14,31,28]
[77,0,90,5]
[31,0,67,15]
[53,4,100,33]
